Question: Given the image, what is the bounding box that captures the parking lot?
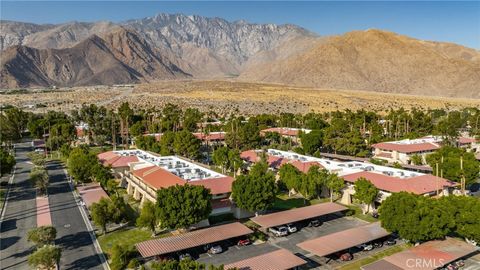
[197,215,369,267]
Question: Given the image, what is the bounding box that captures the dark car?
[309,220,322,227]
[385,238,396,246]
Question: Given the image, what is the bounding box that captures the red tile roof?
[458,137,477,144]
[132,166,234,195]
[362,238,478,270]
[189,176,235,194]
[372,142,440,153]
[261,128,302,137]
[224,249,307,270]
[97,151,139,168]
[250,202,347,229]
[77,183,109,207]
[193,132,226,141]
[297,222,390,257]
[136,222,253,257]
[342,171,458,195]
[133,166,185,190]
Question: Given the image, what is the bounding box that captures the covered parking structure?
[135,222,253,258]
[250,202,347,229]
[297,222,390,257]
[224,249,307,270]
[361,238,478,270]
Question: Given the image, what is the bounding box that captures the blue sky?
[1,1,479,49]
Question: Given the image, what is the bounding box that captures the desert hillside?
[239,30,480,98]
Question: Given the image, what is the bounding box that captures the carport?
[361,237,478,270]
[250,202,347,229]
[224,249,307,270]
[296,222,390,257]
[135,222,253,258]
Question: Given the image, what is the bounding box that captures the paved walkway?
[0,142,37,270]
[36,196,52,227]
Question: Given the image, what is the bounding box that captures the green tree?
[440,195,480,243]
[0,149,15,176]
[354,178,378,213]
[278,164,302,195]
[136,200,158,235]
[28,245,61,270]
[156,185,212,229]
[300,130,323,154]
[232,161,276,214]
[298,166,324,200]
[427,146,479,186]
[183,108,203,132]
[212,146,230,174]
[410,154,423,166]
[67,148,96,183]
[325,172,345,202]
[29,167,49,195]
[90,197,113,234]
[27,226,57,247]
[129,121,147,137]
[379,192,455,243]
[159,131,176,156]
[110,194,128,224]
[173,130,201,159]
[28,152,46,167]
[110,244,136,270]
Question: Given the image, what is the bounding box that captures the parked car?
[178,253,192,261]
[237,239,251,246]
[385,238,397,246]
[308,220,321,227]
[373,242,383,248]
[208,245,223,254]
[269,226,288,237]
[357,243,374,251]
[286,223,297,233]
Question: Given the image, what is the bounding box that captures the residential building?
[241,149,459,212]
[372,135,480,165]
[371,136,442,165]
[144,132,226,146]
[97,150,246,218]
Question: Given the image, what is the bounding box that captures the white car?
[357,243,374,251]
[286,223,297,233]
[269,226,288,237]
[208,245,223,254]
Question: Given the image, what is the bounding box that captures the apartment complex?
[372,135,479,165]
[241,149,458,210]
[98,150,241,217]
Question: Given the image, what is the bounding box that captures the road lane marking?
[61,168,111,270]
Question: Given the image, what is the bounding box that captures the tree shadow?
[64,254,103,270]
[0,236,21,251]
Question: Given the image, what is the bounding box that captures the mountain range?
[1,13,479,98]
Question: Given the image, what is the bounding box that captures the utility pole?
[460,156,465,195]
[436,162,439,196]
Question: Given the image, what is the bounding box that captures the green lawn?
[344,204,378,223]
[98,227,158,258]
[339,244,409,270]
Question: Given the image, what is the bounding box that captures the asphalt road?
[0,142,37,270]
[46,161,105,270]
